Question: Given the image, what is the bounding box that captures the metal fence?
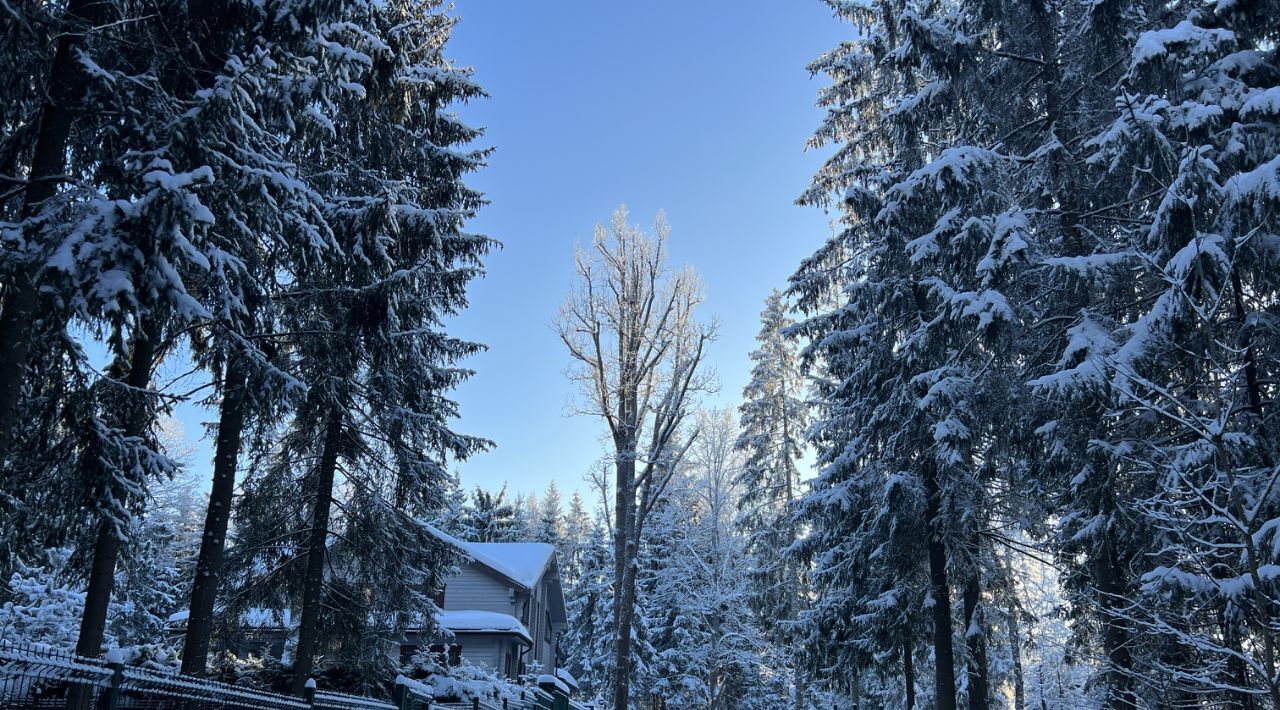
[0,647,591,710]
[0,644,425,710]
[430,685,563,710]
[0,645,589,710]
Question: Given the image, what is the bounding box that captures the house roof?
[424,524,556,591]
[439,610,532,644]
[465,542,556,589]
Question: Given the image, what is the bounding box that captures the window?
[433,585,446,608]
[544,611,552,642]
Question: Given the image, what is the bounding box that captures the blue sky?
[443,2,846,501]
[159,2,846,504]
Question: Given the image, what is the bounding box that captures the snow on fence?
[0,643,433,710]
[313,689,397,710]
[431,684,562,710]
[0,644,587,710]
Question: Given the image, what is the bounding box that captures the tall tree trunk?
[67,331,157,709]
[963,576,990,710]
[180,360,247,675]
[903,626,915,710]
[1091,543,1136,709]
[613,518,638,710]
[923,465,958,710]
[612,440,636,710]
[292,414,343,694]
[0,0,100,442]
[73,331,157,656]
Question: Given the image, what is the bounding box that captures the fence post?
[471,698,480,710]
[104,648,124,710]
[303,678,316,707]
[393,675,408,710]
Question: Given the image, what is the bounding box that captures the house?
[408,526,568,681]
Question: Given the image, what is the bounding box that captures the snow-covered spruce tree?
[0,0,144,584]
[555,206,715,710]
[792,0,1113,704]
[560,516,618,703]
[1057,3,1280,704]
[644,408,780,709]
[166,0,374,675]
[559,490,592,588]
[536,481,565,545]
[1001,0,1167,701]
[734,289,810,706]
[464,485,521,542]
[0,0,339,672]
[0,0,120,444]
[225,0,491,696]
[509,492,540,542]
[794,2,1018,707]
[434,474,479,540]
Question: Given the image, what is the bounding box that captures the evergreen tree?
[224,0,491,695]
[537,481,565,545]
[1050,2,1280,702]
[464,485,520,542]
[560,490,592,588]
[735,290,810,707]
[646,408,779,709]
[560,518,617,703]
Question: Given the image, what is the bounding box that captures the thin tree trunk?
[1232,269,1264,418]
[923,465,957,710]
[292,414,343,694]
[963,576,990,710]
[903,626,915,710]
[1008,599,1025,710]
[794,664,805,710]
[848,670,859,710]
[1221,610,1255,710]
[0,0,100,441]
[180,360,248,675]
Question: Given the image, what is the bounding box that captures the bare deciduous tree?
[557,206,715,710]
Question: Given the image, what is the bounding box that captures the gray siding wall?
[525,577,557,671]
[443,564,514,616]
[456,635,501,674]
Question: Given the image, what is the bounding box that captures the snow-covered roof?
[439,611,532,644]
[537,674,572,695]
[555,668,579,690]
[424,524,555,590]
[465,542,555,589]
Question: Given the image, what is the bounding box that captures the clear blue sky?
[443,2,845,501]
